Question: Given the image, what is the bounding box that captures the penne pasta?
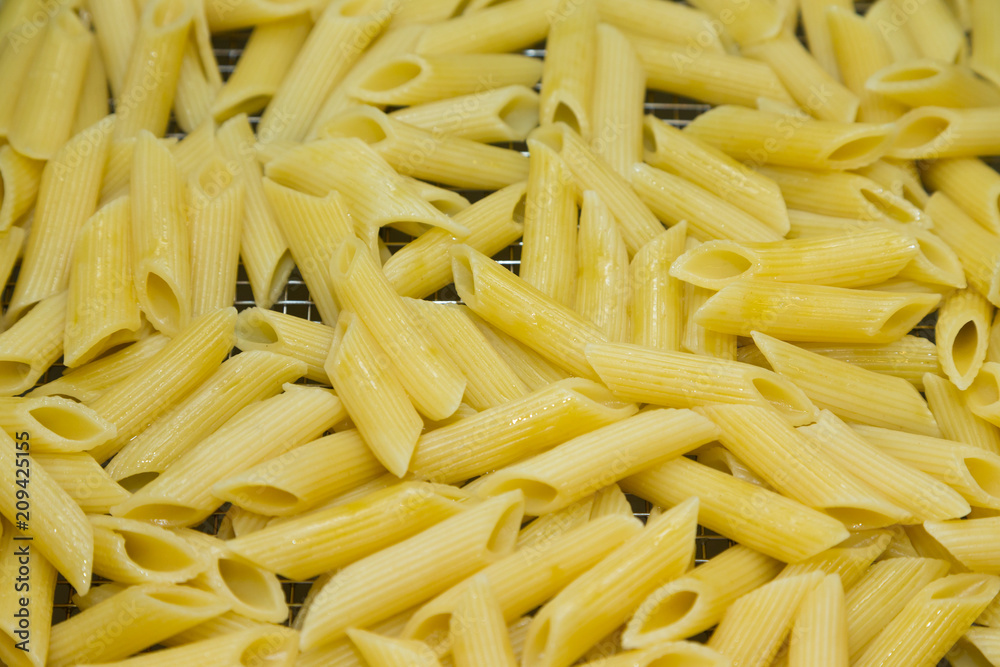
[88,515,207,585]
[5,118,111,324]
[520,138,578,308]
[787,574,848,667]
[868,59,1000,109]
[325,311,422,477]
[922,157,1000,235]
[0,396,115,453]
[73,627,299,667]
[890,106,1000,159]
[111,385,342,527]
[586,341,816,425]
[630,163,783,243]
[924,372,1000,455]
[349,629,441,667]
[798,411,970,521]
[415,0,558,55]
[744,34,859,123]
[925,517,1000,574]
[643,116,790,234]
[0,146,42,233]
[256,0,388,143]
[450,575,517,667]
[0,291,67,396]
[130,130,191,336]
[575,191,630,341]
[105,350,307,490]
[754,332,941,436]
[410,377,635,485]
[472,318,572,391]
[800,0,853,77]
[623,457,850,563]
[953,627,1000,666]
[234,307,333,384]
[623,545,783,648]
[32,452,129,515]
[0,12,46,141]
[970,0,1000,86]
[65,197,143,367]
[474,409,719,515]
[925,192,1000,306]
[172,1,222,134]
[0,517,57,667]
[685,105,892,171]
[216,113,294,309]
[204,0,312,31]
[596,0,726,52]
[87,308,237,463]
[904,0,966,63]
[211,14,311,122]
[187,159,243,318]
[590,24,644,176]
[539,0,596,139]
[319,105,529,190]
[389,85,539,144]
[854,574,1000,667]
[0,429,93,594]
[87,0,138,98]
[631,224,686,352]
[298,491,525,650]
[522,498,699,667]
[965,362,1000,426]
[854,158,929,208]
[8,9,91,160]
[695,279,939,343]
[936,288,992,390]
[688,0,786,45]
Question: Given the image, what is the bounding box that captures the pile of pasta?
[4,0,1000,665]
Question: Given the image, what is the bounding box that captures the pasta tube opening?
[823,505,905,530]
[239,630,299,666]
[966,456,1000,498]
[151,0,189,27]
[483,477,559,515]
[118,501,205,526]
[218,557,286,614]
[825,130,893,166]
[450,245,478,305]
[640,589,699,632]
[670,243,756,288]
[966,364,1000,422]
[122,531,201,574]
[358,57,424,94]
[931,575,1000,600]
[0,361,31,394]
[485,499,523,555]
[892,110,952,155]
[236,312,279,346]
[748,375,816,424]
[118,471,160,493]
[859,187,923,223]
[142,271,184,333]
[880,299,939,339]
[322,111,389,145]
[499,90,540,138]
[222,484,300,514]
[878,64,940,83]
[28,404,105,443]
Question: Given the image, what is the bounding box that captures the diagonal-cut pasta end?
[669,240,758,291]
[889,107,957,159]
[354,55,428,104]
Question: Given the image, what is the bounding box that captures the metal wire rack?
[0,15,983,664]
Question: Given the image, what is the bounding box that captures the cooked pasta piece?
[575,191,630,341]
[538,0,595,139]
[924,372,1000,455]
[890,106,1000,159]
[926,192,1000,306]
[0,291,67,396]
[0,396,115,453]
[234,308,332,384]
[0,517,57,667]
[596,0,726,51]
[868,60,1000,109]
[73,627,299,667]
[970,0,1000,85]
[88,515,207,585]
[188,159,243,318]
[87,0,138,97]
[590,24,644,176]
[389,86,539,143]
[687,0,785,45]
[415,0,558,54]
[935,288,992,390]
[923,157,1000,235]
[0,146,42,233]
[33,451,129,514]
[904,0,966,63]
[631,224,686,352]
[450,575,517,667]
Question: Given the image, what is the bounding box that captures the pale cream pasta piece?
[187,159,243,318]
[72,43,106,138]
[699,403,911,528]
[203,0,313,32]
[221,505,271,539]
[623,545,783,648]
[953,627,1000,665]
[5,117,111,324]
[854,574,1000,667]
[903,0,966,63]
[630,35,794,109]
[47,584,229,667]
[685,104,892,171]
[72,626,300,667]
[694,279,939,343]
[687,0,785,45]
[538,0,596,139]
[590,24,644,177]
[159,609,288,648]
[349,629,441,667]
[965,362,1000,426]
[851,424,1000,510]
[450,575,517,667]
[868,59,1000,109]
[697,444,771,488]
[389,85,540,144]
[0,291,67,396]
[212,429,385,517]
[575,191,630,341]
[970,0,1000,86]
[256,0,388,143]
[515,495,594,549]
[171,0,222,134]
[325,311,422,477]
[392,0,474,25]
[623,457,850,563]
[0,13,45,140]
[216,113,295,309]
[753,331,941,436]
[111,384,342,526]
[743,34,859,123]
[586,341,817,425]
[28,334,169,404]
[130,130,191,336]
[472,318,572,391]
[105,350,306,489]
[0,430,93,596]
[521,498,699,667]
[99,137,135,205]
[630,163,782,243]
[853,158,929,208]
[924,517,1000,574]
[0,145,43,233]
[87,0,138,98]
[0,396,116,453]
[227,482,465,580]
[923,157,1000,235]
[174,529,287,623]
[777,531,892,589]
[406,299,528,411]
[926,192,1000,306]
[642,116,790,234]
[577,643,730,667]
[8,8,91,160]
[904,523,972,574]
[332,238,466,420]
[520,138,577,308]
[113,0,193,140]
[298,491,524,650]
[452,244,609,380]
[844,557,951,659]
[65,197,144,367]
[0,516,57,667]
[87,308,237,463]
[631,224,686,352]
[924,372,1000,455]
[409,377,634,484]
[799,0,853,78]
[318,105,529,190]
[474,408,719,515]
[32,451,130,514]
[798,411,970,521]
[785,574,848,667]
[529,122,664,256]
[88,514,208,585]
[596,0,726,51]
[415,0,558,55]
[670,229,917,290]
[235,307,333,384]
[212,15,311,123]
[890,106,1000,160]
[936,288,992,390]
